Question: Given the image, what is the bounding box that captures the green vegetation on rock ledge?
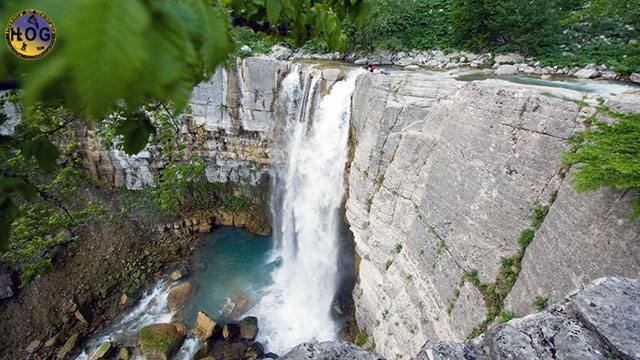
[464,200,552,339]
[564,108,640,218]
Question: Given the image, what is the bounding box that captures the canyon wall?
[281,277,640,360]
[78,57,291,188]
[345,70,640,358]
[71,58,640,358]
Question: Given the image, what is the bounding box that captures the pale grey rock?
[240,45,252,55]
[601,70,618,80]
[322,68,345,82]
[504,180,640,315]
[404,65,420,71]
[630,73,640,84]
[494,53,524,64]
[279,341,383,360]
[269,45,292,60]
[0,91,19,136]
[355,58,370,65]
[0,274,14,300]
[375,51,394,65]
[395,54,416,66]
[494,64,518,75]
[575,68,600,79]
[347,71,583,358]
[79,57,298,188]
[416,278,640,360]
[346,69,639,359]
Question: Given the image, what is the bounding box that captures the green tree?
[564,109,640,218]
[0,94,105,283]
[0,0,362,248]
[224,0,365,50]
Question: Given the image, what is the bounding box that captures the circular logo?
[4,9,56,60]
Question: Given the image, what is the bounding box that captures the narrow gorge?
[1,56,639,360]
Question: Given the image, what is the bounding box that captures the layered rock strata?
[345,70,640,358]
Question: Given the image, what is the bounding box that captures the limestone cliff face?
[79,57,294,189]
[345,71,640,358]
[280,277,640,360]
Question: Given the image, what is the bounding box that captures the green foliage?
[532,296,549,310]
[446,303,454,315]
[530,203,548,228]
[348,0,638,73]
[222,195,250,210]
[385,259,393,271]
[116,112,156,155]
[302,39,330,54]
[224,0,365,51]
[230,27,274,58]
[466,201,549,338]
[1,102,106,284]
[564,109,640,218]
[517,228,536,248]
[394,243,403,253]
[498,311,515,324]
[2,0,233,119]
[354,330,369,347]
[462,270,480,286]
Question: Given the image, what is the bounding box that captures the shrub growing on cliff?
[532,296,549,310]
[563,109,640,218]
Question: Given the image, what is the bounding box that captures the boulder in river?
[167,282,195,311]
[575,68,600,79]
[193,311,220,342]
[210,340,248,360]
[57,332,80,359]
[239,316,258,341]
[138,323,186,360]
[495,64,518,76]
[88,341,112,360]
[244,342,265,359]
[220,293,255,319]
[116,346,130,360]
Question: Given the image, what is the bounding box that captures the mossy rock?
[88,341,112,360]
[239,316,258,341]
[57,332,80,359]
[138,323,186,360]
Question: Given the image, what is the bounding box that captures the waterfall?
[251,66,363,353]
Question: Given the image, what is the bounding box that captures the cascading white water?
[71,65,363,359]
[73,281,175,360]
[251,66,363,353]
